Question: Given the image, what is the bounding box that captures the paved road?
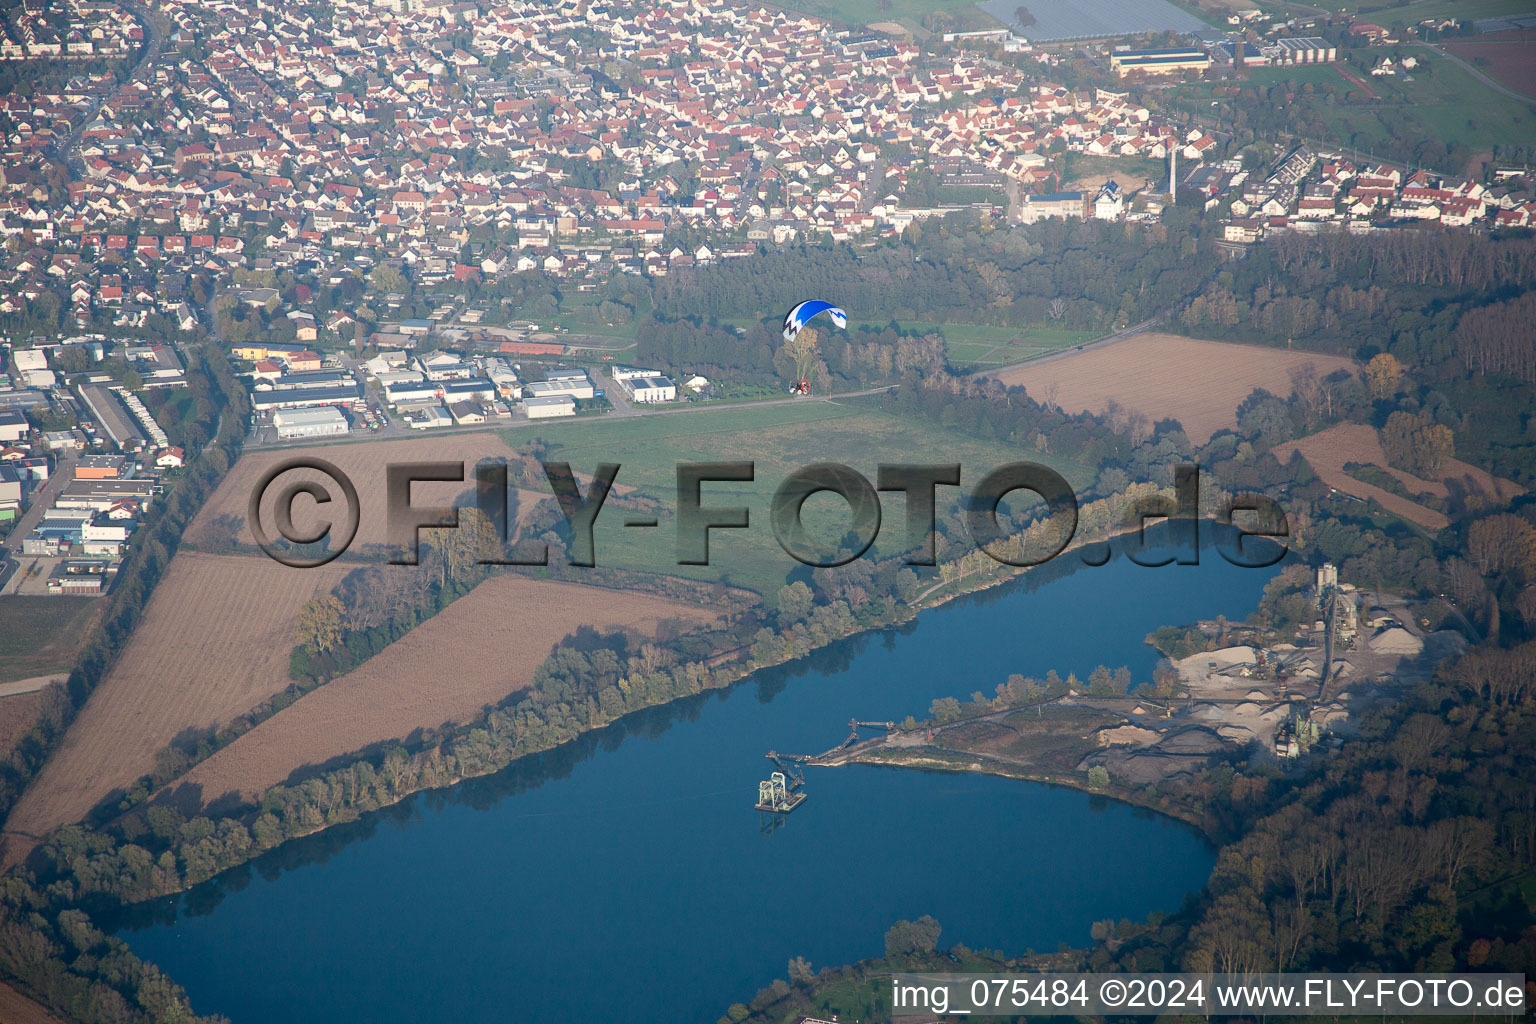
[53,0,163,167]
[0,676,66,699]
[0,458,76,559]
[1414,42,1536,104]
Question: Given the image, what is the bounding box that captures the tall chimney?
[1169,146,1177,204]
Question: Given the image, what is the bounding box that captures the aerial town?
[1,0,1531,588]
[0,0,1534,1019]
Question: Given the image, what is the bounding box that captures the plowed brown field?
[164,574,719,808]
[0,553,346,866]
[189,431,568,552]
[1273,423,1525,531]
[992,334,1356,444]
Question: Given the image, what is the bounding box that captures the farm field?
[1445,32,1536,98]
[0,981,66,1024]
[159,574,720,809]
[1272,423,1525,531]
[990,333,1357,444]
[938,325,1098,370]
[0,554,348,867]
[1333,0,1533,23]
[0,596,104,685]
[189,431,554,553]
[517,399,1092,598]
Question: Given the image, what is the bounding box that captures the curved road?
[969,315,1165,380]
[53,0,163,167]
[1415,42,1536,105]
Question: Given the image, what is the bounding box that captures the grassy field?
[939,326,1098,369]
[714,316,1097,371]
[0,596,102,684]
[506,400,1090,600]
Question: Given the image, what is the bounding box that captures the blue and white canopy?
[782,300,847,340]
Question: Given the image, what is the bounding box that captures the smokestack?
[1169,146,1177,204]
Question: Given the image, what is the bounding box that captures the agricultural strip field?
[158,574,720,808]
[0,596,104,685]
[511,399,1092,598]
[1273,423,1525,532]
[990,334,1356,444]
[188,431,554,552]
[0,554,349,867]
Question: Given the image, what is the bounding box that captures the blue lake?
[116,534,1279,1023]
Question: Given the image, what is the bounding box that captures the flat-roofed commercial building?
[1110,47,1212,76]
[77,385,148,452]
[1274,37,1335,64]
[57,478,155,512]
[524,395,577,419]
[1020,191,1088,223]
[273,407,350,439]
[250,383,363,411]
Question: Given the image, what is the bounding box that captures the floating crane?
[755,771,807,813]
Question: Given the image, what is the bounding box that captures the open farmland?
[0,596,104,685]
[160,574,720,808]
[187,430,553,553]
[0,554,348,867]
[0,981,67,1024]
[1273,423,1525,531]
[1445,33,1536,99]
[991,334,1357,444]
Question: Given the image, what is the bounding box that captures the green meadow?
[502,399,1089,601]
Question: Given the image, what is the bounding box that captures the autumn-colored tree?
[1380,410,1453,478]
[1363,352,1404,399]
[1467,514,1536,577]
[296,594,345,654]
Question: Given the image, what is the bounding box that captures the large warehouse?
[273,407,350,439]
[524,395,576,419]
[1110,47,1212,77]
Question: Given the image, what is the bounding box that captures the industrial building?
[249,383,363,411]
[1273,37,1335,64]
[619,375,677,404]
[273,407,350,439]
[0,410,27,443]
[1019,191,1088,223]
[1110,47,1212,77]
[77,385,148,452]
[56,478,155,512]
[524,395,577,419]
[76,455,126,479]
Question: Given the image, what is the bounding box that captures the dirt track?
[991,334,1356,444]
